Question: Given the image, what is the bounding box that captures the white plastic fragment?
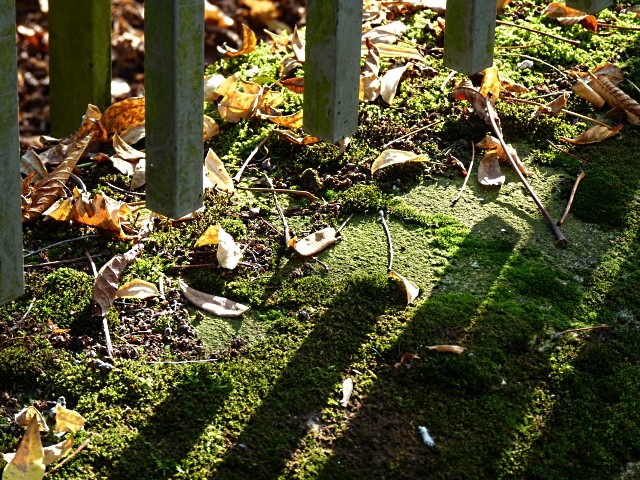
[417,426,436,447]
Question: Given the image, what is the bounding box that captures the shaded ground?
[2,1,640,479]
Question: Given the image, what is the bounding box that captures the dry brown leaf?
[179,279,250,317]
[204,0,234,27]
[371,149,430,175]
[365,43,426,64]
[54,404,86,434]
[571,78,605,108]
[390,270,420,304]
[592,75,640,117]
[101,97,146,135]
[279,77,304,94]
[592,62,623,85]
[496,0,511,14]
[499,77,529,94]
[20,148,48,180]
[543,2,597,32]
[361,39,381,102]
[71,191,133,238]
[560,123,623,144]
[113,132,145,161]
[65,104,107,145]
[476,135,532,176]
[130,159,146,189]
[115,279,159,299]
[478,152,505,186]
[195,224,242,269]
[218,23,257,57]
[264,28,291,51]
[291,227,338,256]
[92,243,144,316]
[214,74,263,122]
[394,352,420,369]
[263,109,304,129]
[290,26,305,62]
[204,149,235,193]
[362,21,408,45]
[339,378,354,407]
[530,93,569,119]
[479,65,501,104]
[274,129,321,145]
[427,344,466,355]
[381,63,411,105]
[452,79,493,124]
[21,134,93,222]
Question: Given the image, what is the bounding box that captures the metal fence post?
[0,0,24,304]
[566,0,612,13]
[145,0,204,218]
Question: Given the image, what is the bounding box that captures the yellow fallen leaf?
[203,149,234,193]
[101,97,146,135]
[3,407,47,480]
[54,404,86,434]
[371,149,430,175]
[42,436,74,466]
[115,279,159,299]
[390,270,420,304]
[179,279,250,317]
[203,115,219,141]
[195,224,242,269]
[217,23,257,57]
[292,227,338,256]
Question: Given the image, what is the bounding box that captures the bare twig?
[264,174,290,245]
[381,120,442,149]
[553,324,612,340]
[440,69,456,92]
[24,254,106,269]
[496,20,580,46]
[20,297,36,322]
[627,79,640,95]
[44,432,93,476]
[233,131,274,183]
[336,213,355,235]
[85,250,98,278]
[558,169,586,225]
[485,96,567,248]
[597,22,640,32]
[496,52,568,79]
[236,186,318,202]
[505,97,610,127]
[86,250,114,359]
[24,234,100,258]
[312,256,330,272]
[105,182,146,196]
[451,140,476,207]
[379,210,394,272]
[545,139,589,164]
[495,42,544,49]
[146,358,218,364]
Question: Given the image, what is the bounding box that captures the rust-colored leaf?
[543,2,597,32]
[530,92,569,119]
[101,97,146,135]
[92,243,144,316]
[479,65,501,104]
[274,129,321,145]
[560,124,623,144]
[21,134,93,222]
[496,0,511,14]
[592,62,623,85]
[71,191,133,239]
[591,74,640,117]
[452,79,493,124]
[394,352,420,369]
[217,23,257,57]
[280,77,304,94]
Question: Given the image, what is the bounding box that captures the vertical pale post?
[0,0,24,304]
[145,0,204,218]
[303,0,363,143]
[444,0,496,75]
[49,0,111,137]
[566,0,611,13]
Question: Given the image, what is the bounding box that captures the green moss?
[31,268,93,328]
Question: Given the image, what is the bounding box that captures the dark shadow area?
[212,274,406,478]
[104,364,232,478]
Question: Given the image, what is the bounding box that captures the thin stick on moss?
[545,139,589,164]
[265,173,290,245]
[496,20,580,46]
[553,324,612,340]
[596,22,640,31]
[381,119,442,150]
[23,234,100,258]
[451,140,476,207]
[24,255,104,268]
[505,97,610,127]
[496,52,568,79]
[44,432,93,477]
[336,213,354,234]
[379,210,394,272]
[558,169,586,225]
[485,96,567,248]
[236,186,318,202]
[233,131,274,183]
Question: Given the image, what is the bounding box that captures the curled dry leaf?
[451,79,493,125]
[113,132,145,161]
[20,148,48,180]
[381,62,411,105]
[115,279,159,299]
[543,2,597,32]
[371,149,430,175]
[262,109,304,130]
[179,279,249,317]
[478,152,505,186]
[362,20,408,44]
[361,39,381,102]
[274,129,321,145]
[53,404,86,434]
[214,74,264,122]
[217,23,257,57]
[195,224,242,269]
[365,43,426,64]
[203,115,219,141]
[560,123,623,144]
[71,191,133,239]
[339,378,354,407]
[530,93,569,119]
[279,77,304,94]
[571,78,605,108]
[101,96,146,135]
[290,227,338,256]
[3,406,46,480]
[590,74,640,117]
[390,270,420,304]
[204,149,234,193]
[92,243,144,316]
[476,135,532,176]
[427,344,466,355]
[204,73,227,102]
[21,134,93,222]
[394,352,419,369]
[592,62,623,85]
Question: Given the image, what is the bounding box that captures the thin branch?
[553,324,612,340]
[597,22,640,32]
[379,210,394,272]
[545,139,589,164]
[451,140,476,207]
[85,250,98,278]
[146,358,218,364]
[86,250,114,360]
[440,69,456,92]
[236,186,318,202]
[105,182,146,196]
[233,131,274,183]
[381,120,442,149]
[44,432,93,476]
[485,95,567,248]
[496,19,580,46]
[336,213,355,235]
[264,174,290,245]
[24,254,105,269]
[496,52,568,79]
[558,169,586,225]
[495,42,544,49]
[24,235,101,258]
[505,97,610,127]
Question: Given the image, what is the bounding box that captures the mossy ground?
[2,1,640,478]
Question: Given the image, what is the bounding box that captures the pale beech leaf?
[390,270,420,304]
[115,279,159,299]
[371,149,430,175]
[478,152,505,186]
[381,63,410,105]
[112,132,145,161]
[204,149,234,193]
[3,407,46,480]
[42,437,74,466]
[53,404,86,434]
[179,279,250,317]
[292,227,338,256]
